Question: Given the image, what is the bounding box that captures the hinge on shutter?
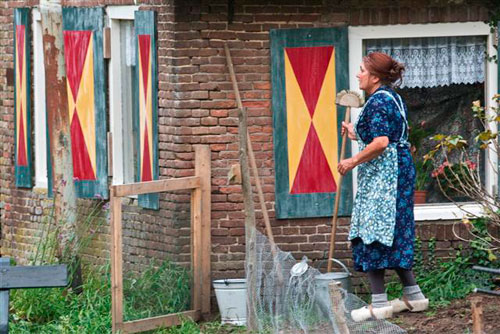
[107,132,113,176]
[103,27,111,59]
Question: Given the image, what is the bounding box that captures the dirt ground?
[209,294,500,334]
[394,294,500,334]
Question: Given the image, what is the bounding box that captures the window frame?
[348,22,498,221]
[32,8,48,190]
[106,6,139,186]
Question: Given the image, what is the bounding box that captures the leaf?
[431,134,445,141]
[477,130,496,141]
[487,249,497,262]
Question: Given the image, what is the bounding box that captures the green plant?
[31,194,107,287]
[387,227,498,308]
[409,120,434,191]
[430,159,477,196]
[10,264,112,334]
[424,97,500,251]
[123,260,192,321]
[415,160,433,191]
[10,260,199,334]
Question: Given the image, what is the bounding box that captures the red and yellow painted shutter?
[271,28,352,219]
[63,8,108,198]
[14,8,32,188]
[135,11,159,209]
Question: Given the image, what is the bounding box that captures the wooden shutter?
[270,27,352,219]
[134,11,160,210]
[62,8,108,199]
[14,8,32,188]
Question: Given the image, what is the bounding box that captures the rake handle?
[327,106,351,272]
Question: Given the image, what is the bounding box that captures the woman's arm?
[337,136,389,176]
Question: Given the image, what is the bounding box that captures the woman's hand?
[341,122,357,141]
[337,158,356,176]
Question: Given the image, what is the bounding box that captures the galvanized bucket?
[213,279,247,325]
[314,258,352,294]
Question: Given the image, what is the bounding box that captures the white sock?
[403,285,426,301]
[372,293,390,308]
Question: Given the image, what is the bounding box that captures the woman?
[337,52,428,322]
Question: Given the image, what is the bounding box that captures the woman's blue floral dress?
[350,86,416,272]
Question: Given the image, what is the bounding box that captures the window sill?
[414,202,484,221]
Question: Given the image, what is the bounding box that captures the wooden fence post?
[191,162,202,313]
[0,258,9,334]
[110,188,124,333]
[195,145,211,316]
[224,44,257,331]
[471,297,484,334]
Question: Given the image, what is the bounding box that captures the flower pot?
[414,190,427,204]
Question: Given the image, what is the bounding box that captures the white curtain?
[365,36,486,88]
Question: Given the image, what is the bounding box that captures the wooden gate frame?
[110,145,211,333]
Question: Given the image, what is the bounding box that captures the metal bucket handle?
[330,258,351,276]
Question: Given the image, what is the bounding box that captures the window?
[107,6,139,186]
[348,22,498,220]
[33,8,48,190]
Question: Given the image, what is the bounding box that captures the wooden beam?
[329,281,350,334]
[112,177,201,197]
[471,297,484,334]
[191,177,202,312]
[224,43,258,330]
[0,265,68,289]
[120,310,200,333]
[110,189,124,333]
[195,145,211,316]
[0,258,9,334]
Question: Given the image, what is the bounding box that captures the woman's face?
[356,62,379,93]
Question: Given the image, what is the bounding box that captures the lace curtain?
[365,36,486,88]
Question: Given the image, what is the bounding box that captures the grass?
[10,265,111,334]
[123,260,191,321]
[9,260,205,334]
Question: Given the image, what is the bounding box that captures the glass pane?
[120,20,137,184]
[400,83,485,203]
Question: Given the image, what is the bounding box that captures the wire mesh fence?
[250,229,407,334]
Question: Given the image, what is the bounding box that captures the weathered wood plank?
[112,177,201,197]
[121,310,200,334]
[0,265,67,289]
[0,258,9,334]
[110,190,124,333]
[195,145,211,316]
[134,10,159,209]
[62,7,108,199]
[191,180,202,312]
[14,8,33,188]
[471,297,484,334]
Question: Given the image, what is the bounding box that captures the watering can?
[314,258,352,294]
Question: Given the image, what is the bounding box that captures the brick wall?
[0,0,494,299]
